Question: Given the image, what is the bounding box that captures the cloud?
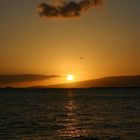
[0,74,60,84]
[37,0,103,19]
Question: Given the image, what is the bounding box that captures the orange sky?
[0,0,140,87]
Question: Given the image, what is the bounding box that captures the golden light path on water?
[57,90,91,138]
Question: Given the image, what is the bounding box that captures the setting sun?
[67,74,74,81]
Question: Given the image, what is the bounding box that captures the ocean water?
[0,88,139,140]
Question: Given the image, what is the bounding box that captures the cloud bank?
[37,0,103,19]
[0,74,60,84]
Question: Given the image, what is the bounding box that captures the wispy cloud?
[37,0,103,19]
[0,74,60,84]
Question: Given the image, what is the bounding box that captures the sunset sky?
[0,0,140,87]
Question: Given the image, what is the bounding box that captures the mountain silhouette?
[48,75,140,88]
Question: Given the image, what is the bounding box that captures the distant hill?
[48,75,140,88]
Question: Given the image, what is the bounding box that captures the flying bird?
[80,57,83,60]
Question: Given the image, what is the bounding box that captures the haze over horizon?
[0,0,140,87]
[0,74,140,88]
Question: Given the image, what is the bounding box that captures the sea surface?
[0,88,140,140]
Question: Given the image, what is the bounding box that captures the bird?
[80,57,83,60]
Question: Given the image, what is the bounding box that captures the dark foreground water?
[0,88,140,140]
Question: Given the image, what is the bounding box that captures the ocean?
[0,88,139,140]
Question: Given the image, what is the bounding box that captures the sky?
[0,0,140,87]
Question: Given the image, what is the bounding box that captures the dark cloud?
[37,0,103,19]
[0,74,60,84]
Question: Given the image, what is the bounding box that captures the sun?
[67,74,74,81]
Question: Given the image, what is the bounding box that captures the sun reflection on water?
[61,91,80,138]
[58,90,90,139]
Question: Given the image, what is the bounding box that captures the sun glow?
[67,74,74,81]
